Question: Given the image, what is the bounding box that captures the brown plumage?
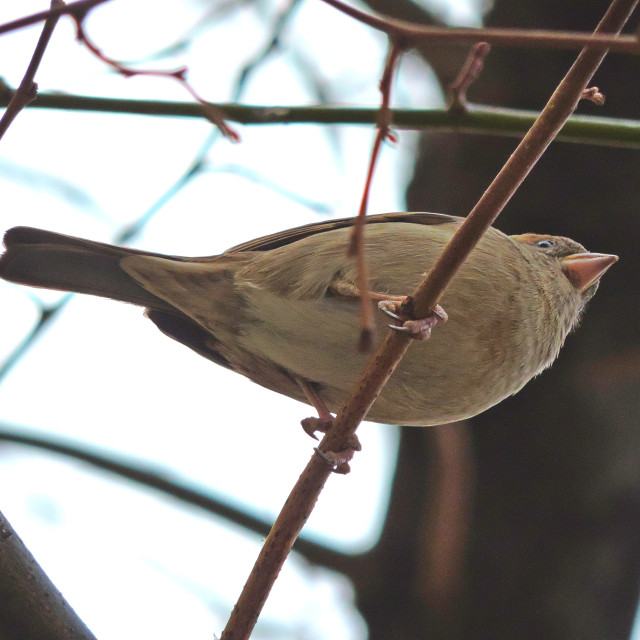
[0,213,617,425]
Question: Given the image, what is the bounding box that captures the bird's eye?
[537,239,554,249]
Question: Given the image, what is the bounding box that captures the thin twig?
[0,0,65,141]
[0,425,341,566]
[319,0,640,54]
[0,0,110,37]
[71,14,239,140]
[448,42,491,111]
[349,41,403,351]
[219,0,638,638]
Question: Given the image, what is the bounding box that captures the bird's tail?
[0,226,173,310]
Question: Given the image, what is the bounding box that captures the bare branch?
[319,0,640,54]
[4,90,639,148]
[70,13,239,140]
[448,42,491,111]
[0,509,97,640]
[0,0,65,141]
[0,0,110,37]
[219,0,639,638]
[350,41,404,351]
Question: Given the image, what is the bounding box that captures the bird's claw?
[300,416,334,440]
[378,297,448,341]
[379,306,404,322]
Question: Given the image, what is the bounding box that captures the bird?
[0,213,617,427]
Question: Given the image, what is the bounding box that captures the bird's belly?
[237,287,534,426]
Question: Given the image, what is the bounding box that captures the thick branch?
[0,509,97,640]
[220,0,639,639]
[5,91,639,149]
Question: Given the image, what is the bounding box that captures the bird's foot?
[302,415,362,456]
[294,370,361,473]
[379,296,448,341]
[300,415,334,440]
[296,378,337,440]
[314,435,362,475]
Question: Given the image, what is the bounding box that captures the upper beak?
[561,252,618,292]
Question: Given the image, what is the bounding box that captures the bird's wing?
[224,212,460,254]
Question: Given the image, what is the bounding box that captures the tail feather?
[0,226,173,310]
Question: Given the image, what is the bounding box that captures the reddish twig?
[220,1,638,639]
[0,0,110,37]
[349,40,403,351]
[0,0,65,142]
[448,42,491,111]
[71,15,239,140]
[318,0,640,54]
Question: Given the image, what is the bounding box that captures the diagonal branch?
[0,0,65,141]
[0,0,110,37]
[219,0,639,638]
[0,508,98,640]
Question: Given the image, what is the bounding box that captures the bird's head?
[510,233,618,303]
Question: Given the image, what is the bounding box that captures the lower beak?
[561,253,618,292]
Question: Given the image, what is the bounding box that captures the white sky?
[2,1,636,639]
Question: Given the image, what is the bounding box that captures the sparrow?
[0,213,617,427]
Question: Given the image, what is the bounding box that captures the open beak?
[561,253,618,292]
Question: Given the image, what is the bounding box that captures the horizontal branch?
[0,0,111,37]
[0,426,348,570]
[2,88,639,148]
[319,0,640,54]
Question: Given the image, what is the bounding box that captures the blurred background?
[0,1,639,639]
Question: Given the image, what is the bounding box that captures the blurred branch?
[220,1,639,638]
[0,425,352,570]
[0,0,110,36]
[231,0,303,101]
[4,90,640,148]
[0,508,97,640]
[0,0,316,382]
[0,0,64,141]
[0,297,70,384]
[69,11,239,140]
[448,42,491,110]
[319,0,640,54]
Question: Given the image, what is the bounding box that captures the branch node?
[581,86,606,105]
[448,42,491,113]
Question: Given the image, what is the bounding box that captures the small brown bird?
[0,213,617,426]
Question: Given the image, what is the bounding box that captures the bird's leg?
[298,378,335,440]
[296,377,361,475]
[379,295,448,341]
